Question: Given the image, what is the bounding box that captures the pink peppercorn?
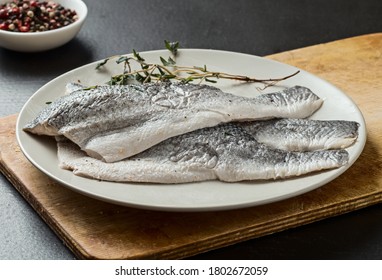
[0,0,78,32]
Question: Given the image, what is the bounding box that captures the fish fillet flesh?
[24,83,323,162]
[57,120,353,184]
[239,118,359,151]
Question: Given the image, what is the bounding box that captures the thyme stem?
[96,41,300,87]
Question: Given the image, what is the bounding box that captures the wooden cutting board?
[1,33,381,259]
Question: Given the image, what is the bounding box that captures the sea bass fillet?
[57,119,356,184]
[239,118,360,151]
[23,83,323,162]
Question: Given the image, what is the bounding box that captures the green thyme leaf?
[141,63,150,70]
[133,49,145,62]
[205,78,217,83]
[164,40,179,56]
[167,56,176,65]
[160,56,167,65]
[116,56,131,64]
[95,58,109,70]
[135,73,146,82]
[158,66,166,76]
[162,74,176,80]
[160,56,176,66]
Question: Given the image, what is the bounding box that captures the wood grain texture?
[0,33,381,259]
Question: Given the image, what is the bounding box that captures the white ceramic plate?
[16,49,366,211]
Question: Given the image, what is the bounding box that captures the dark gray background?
[0,0,381,259]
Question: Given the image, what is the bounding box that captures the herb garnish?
[96,40,299,87]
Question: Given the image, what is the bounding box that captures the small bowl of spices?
[0,0,87,52]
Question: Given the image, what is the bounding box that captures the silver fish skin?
[239,119,359,151]
[57,123,348,184]
[24,83,323,162]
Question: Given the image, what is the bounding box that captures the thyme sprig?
[96,41,299,87]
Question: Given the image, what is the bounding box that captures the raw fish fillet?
[24,83,323,162]
[57,120,355,184]
[239,118,360,151]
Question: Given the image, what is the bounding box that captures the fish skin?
[57,123,349,184]
[239,118,359,151]
[24,83,323,162]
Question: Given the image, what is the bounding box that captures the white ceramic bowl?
[0,0,87,52]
